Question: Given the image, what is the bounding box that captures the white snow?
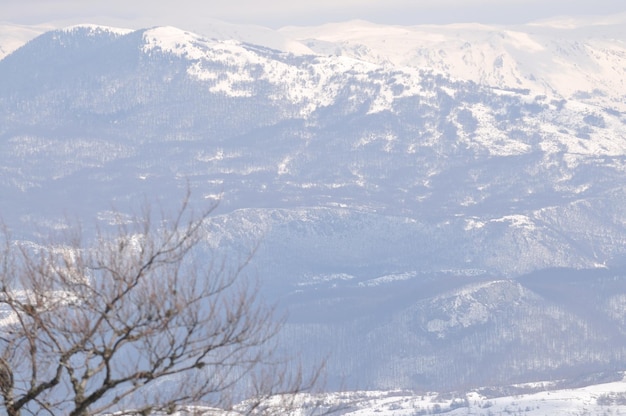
[6,17,626,126]
[5,14,626,114]
[298,273,355,286]
[0,23,52,59]
[491,215,537,231]
[170,374,626,416]
[280,16,626,111]
[359,271,417,287]
[425,280,517,336]
[464,218,486,230]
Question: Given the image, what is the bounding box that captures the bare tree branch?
[0,195,323,415]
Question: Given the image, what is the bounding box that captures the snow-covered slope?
[173,372,626,415]
[280,15,626,111]
[0,23,51,59]
[303,373,626,415]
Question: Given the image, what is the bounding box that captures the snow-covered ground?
[329,379,626,415]
[300,374,626,415]
[164,374,626,415]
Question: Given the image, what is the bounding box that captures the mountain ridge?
[4,16,626,107]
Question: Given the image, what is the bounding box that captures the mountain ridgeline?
[2,21,626,391]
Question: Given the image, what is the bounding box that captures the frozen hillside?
[303,372,626,415]
[281,15,626,111]
[2,18,626,391]
[170,372,626,415]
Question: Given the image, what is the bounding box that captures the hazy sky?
[4,0,626,29]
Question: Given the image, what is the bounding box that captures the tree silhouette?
[0,195,319,415]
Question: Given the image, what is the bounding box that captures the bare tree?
[0,196,320,416]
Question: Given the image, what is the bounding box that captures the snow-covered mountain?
[280,16,626,111]
[2,17,626,392]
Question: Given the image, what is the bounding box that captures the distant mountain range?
[2,16,626,391]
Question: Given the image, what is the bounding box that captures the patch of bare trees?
[0,196,321,415]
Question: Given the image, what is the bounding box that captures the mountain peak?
[142,26,219,59]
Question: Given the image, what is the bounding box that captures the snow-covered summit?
[4,15,626,111]
[280,16,626,110]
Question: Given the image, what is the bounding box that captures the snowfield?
[163,373,626,415]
